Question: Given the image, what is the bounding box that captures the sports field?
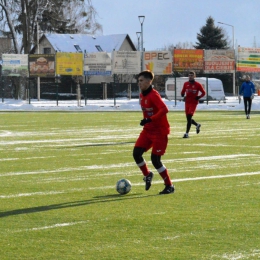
[0,111,259,260]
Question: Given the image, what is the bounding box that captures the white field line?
[91,171,260,190]
[20,160,260,184]
[1,171,260,198]
[0,128,138,137]
[211,249,260,260]
[0,136,134,146]
[0,126,258,145]
[0,156,56,162]
[0,163,134,177]
[12,221,88,233]
[164,154,257,162]
[0,191,65,198]
[0,153,254,164]
[0,154,257,178]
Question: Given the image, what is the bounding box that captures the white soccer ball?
[116,178,132,195]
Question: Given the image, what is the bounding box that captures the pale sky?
[92,0,260,51]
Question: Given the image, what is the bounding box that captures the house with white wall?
[31,33,137,83]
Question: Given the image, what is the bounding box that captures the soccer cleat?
[143,172,153,191]
[183,133,189,138]
[196,124,201,134]
[159,185,175,195]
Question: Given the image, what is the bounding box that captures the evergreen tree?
[194,16,228,49]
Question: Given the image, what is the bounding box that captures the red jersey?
[181,80,206,104]
[140,87,170,135]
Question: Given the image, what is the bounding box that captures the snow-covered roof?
[42,33,135,53]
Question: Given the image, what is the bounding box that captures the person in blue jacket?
[239,75,256,119]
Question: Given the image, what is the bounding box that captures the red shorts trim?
[135,130,168,155]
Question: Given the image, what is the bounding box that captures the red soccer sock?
[137,161,150,176]
[158,168,172,186]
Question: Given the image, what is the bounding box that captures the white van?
[165,77,226,102]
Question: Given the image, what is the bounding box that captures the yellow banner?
[56,53,83,76]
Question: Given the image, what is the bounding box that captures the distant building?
[30,33,137,83]
[31,33,136,54]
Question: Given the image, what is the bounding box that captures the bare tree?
[166,41,194,52]
[0,0,102,54]
[0,0,20,53]
[63,0,102,34]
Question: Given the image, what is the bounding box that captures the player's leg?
[243,97,248,116]
[248,98,252,117]
[190,104,201,134]
[151,136,174,194]
[183,105,189,138]
[184,103,199,137]
[186,114,192,132]
[133,146,148,173]
[191,118,197,126]
[133,132,153,190]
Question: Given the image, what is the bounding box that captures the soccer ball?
[116,178,132,195]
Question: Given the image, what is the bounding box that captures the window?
[74,45,82,52]
[95,45,103,52]
[43,48,51,54]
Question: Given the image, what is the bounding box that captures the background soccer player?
[181,71,206,138]
[239,75,256,119]
[133,70,174,194]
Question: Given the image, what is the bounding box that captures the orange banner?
[173,49,204,72]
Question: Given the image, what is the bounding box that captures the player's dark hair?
[138,70,154,80]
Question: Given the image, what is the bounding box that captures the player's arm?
[150,95,168,121]
[239,83,244,95]
[140,104,168,126]
[140,92,168,126]
[251,83,256,99]
[181,84,186,97]
[198,84,206,99]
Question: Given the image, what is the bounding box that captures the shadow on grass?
[0,193,159,218]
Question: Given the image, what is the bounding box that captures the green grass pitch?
[0,111,259,260]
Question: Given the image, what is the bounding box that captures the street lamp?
[218,22,234,49]
[136,32,141,51]
[138,15,145,71]
[218,21,235,95]
[36,14,42,101]
[36,3,45,101]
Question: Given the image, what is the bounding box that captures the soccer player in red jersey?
[133,70,174,194]
[181,71,206,138]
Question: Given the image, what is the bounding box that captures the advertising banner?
[204,49,235,73]
[112,51,140,74]
[56,53,83,76]
[84,52,112,76]
[29,54,55,77]
[237,47,260,72]
[2,54,28,77]
[173,49,203,72]
[143,51,172,75]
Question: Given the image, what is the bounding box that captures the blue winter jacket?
[239,81,255,97]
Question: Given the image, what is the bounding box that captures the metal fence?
[1,78,142,105]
